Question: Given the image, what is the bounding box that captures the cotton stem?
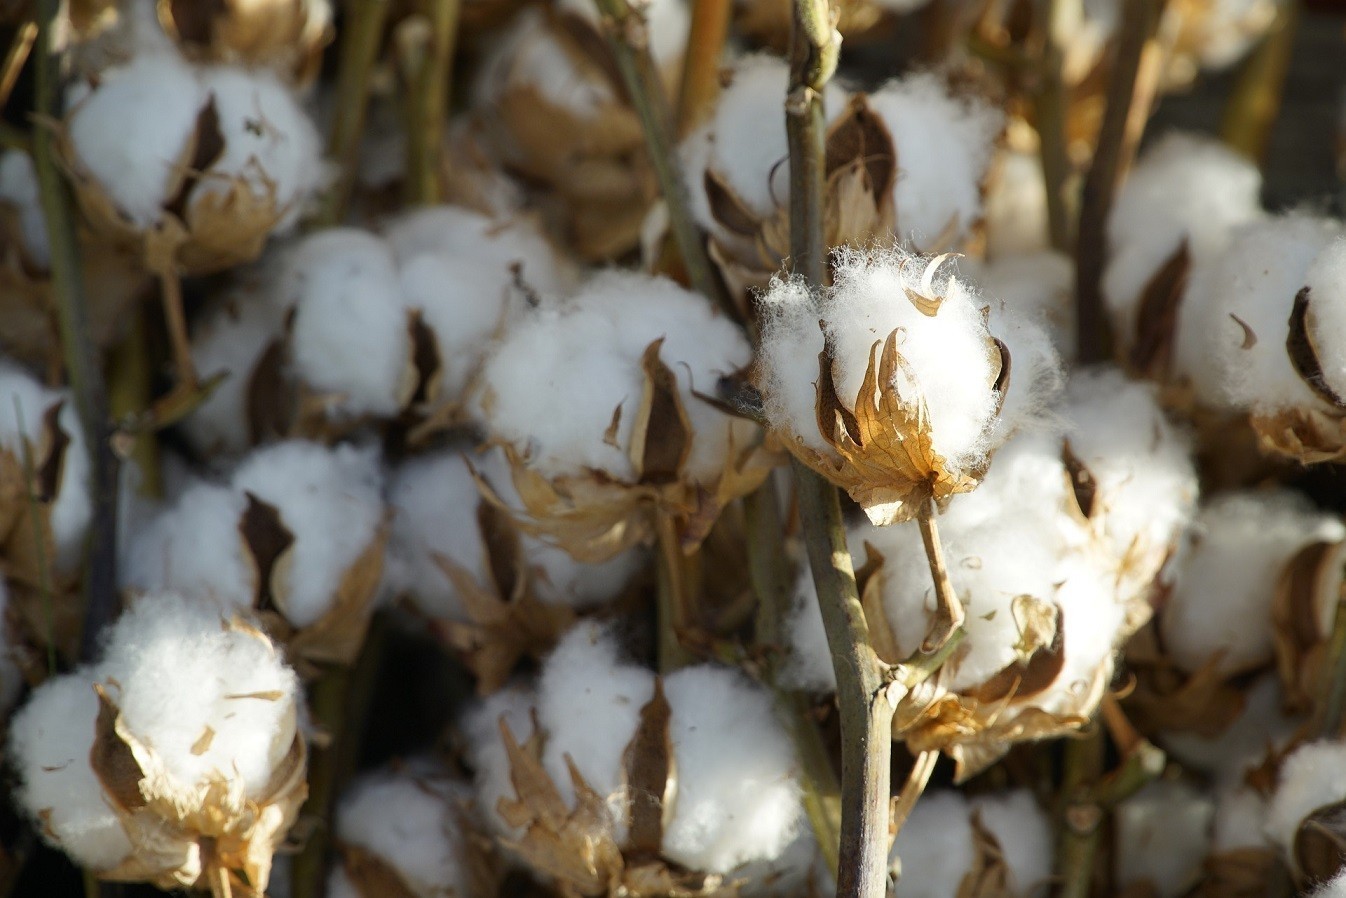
[33,0,120,661]
[654,513,697,672]
[399,0,460,205]
[1220,0,1298,164]
[1036,0,1076,252]
[1074,0,1165,363]
[592,0,735,319]
[916,499,963,653]
[1054,726,1105,898]
[1312,583,1346,738]
[675,0,732,134]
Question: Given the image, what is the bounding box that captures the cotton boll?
[477,271,754,484]
[1103,132,1263,346]
[122,478,253,611]
[0,361,92,573]
[1160,674,1300,785]
[1114,779,1214,898]
[756,276,832,455]
[1045,553,1128,714]
[97,592,300,798]
[527,540,644,609]
[182,284,290,456]
[9,672,134,870]
[0,150,50,268]
[280,228,413,417]
[335,762,474,898]
[474,9,615,119]
[195,66,325,231]
[971,790,1052,896]
[971,251,1076,362]
[1266,740,1346,859]
[383,205,567,292]
[889,791,975,897]
[65,52,206,228]
[985,303,1065,440]
[554,0,688,71]
[1213,786,1271,851]
[1160,491,1343,676]
[866,74,1003,251]
[230,440,384,628]
[660,665,802,874]
[1297,239,1346,401]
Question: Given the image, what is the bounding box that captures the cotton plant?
[472,270,765,562]
[463,621,811,896]
[123,439,387,669]
[386,445,645,690]
[471,0,689,258]
[8,591,307,897]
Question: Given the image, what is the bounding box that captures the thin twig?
[1219,0,1298,164]
[592,0,735,319]
[654,513,696,671]
[0,22,36,110]
[1036,0,1075,252]
[888,749,937,841]
[916,499,963,653]
[400,0,460,205]
[675,0,732,134]
[33,0,120,661]
[13,402,55,677]
[1073,0,1165,363]
[317,0,391,226]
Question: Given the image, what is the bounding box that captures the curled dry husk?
[86,629,306,898]
[1196,848,1277,898]
[477,339,774,563]
[1272,538,1346,714]
[429,499,577,695]
[492,683,742,897]
[778,258,1008,527]
[1292,797,1346,887]
[701,95,907,313]
[479,7,663,260]
[1121,622,1249,739]
[237,494,388,673]
[55,96,293,278]
[157,0,333,86]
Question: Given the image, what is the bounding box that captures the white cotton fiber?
[1266,740,1346,859]
[230,440,384,628]
[889,791,975,896]
[1114,779,1214,898]
[866,74,1003,251]
[1160,491,1343,676]
[476,271,754,483]
[1310,870,1346,898]
[195,66,325,231]
[1103,133,1263,344]
[9,672,134,870]
[982,146,1049,259]
[1044,553,1128,714]
[661,665,802,874]
[554,0,688,72]
[0,360,92,573]
[383,205,565,288]
[336,762,473,898]
[462,683,539,838]
[280,228,411,418]
[66,52,206,227]
[182,283,290,456]
[474,10,614,119]
[96,591,300,797]
[780,565,836,693]
[970,251,1076,362]
[0,150,50,267]
[971,790,1053,896]
[1212,786,1270,851]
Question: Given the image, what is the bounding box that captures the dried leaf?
[1288,286,1346,410]
[1295,798,1346,883]
[622,679,674,856]
[703,169,760,239]
[824,95,896,202]
[1128,242,1190,378]
[1061,440,1098,520]
[238,493,295,613]
[629,339,693,485]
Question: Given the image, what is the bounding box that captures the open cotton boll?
[1102,132,1263,344]
[1161,491,1343,676]
[1044,553,1128,712]
[230,440,384,628]
[335,762,474,898]
[1199,215,1342,411]
[756,276,832,455]
[1266,740,1346,859]
[971,790,1053,896]
[0,150,50,267]
[64,52,206,228]
[1114,779,1215,898]
[122,478,252,611]
[476,271,753,483]
[971,251,1076,362]
[985,302,1065,440]
[194,66,325,231]
[9,672,134,870]
[280,228,412,417]
[1161,674,1300,785]
[660,665,802,874]
[866,74,1002,251]
[0,361,92,573]
[383,205,567,292]
[889,791,975,896]
[96,591,300,797]
[182,284,290,456]
[527,539,645,609]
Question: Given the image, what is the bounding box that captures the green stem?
[401,0,460,205]
[34,0,120,661]
[654,514,696,672]
[1036,0,1076,252]
[675,0,732,134]
[591,0,735,319]
[1054,726,1105,898]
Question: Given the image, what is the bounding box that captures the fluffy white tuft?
[1113,779,1214,898]
[1266,740,1346,859]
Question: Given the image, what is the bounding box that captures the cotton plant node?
[155,0,334,85]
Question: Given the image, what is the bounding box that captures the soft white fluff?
[8,672,134,870]
[1310,870,1346,898]
[231,440,384,627]
[0,149,49,267]
[477,271,754,483]
[969,251,1076,361]
[1161,491,1343,675]
[0,360,92,573]
[474,9,614,118]
[1114,779,1214,898]
[661,666,802,874]
[66,52,206,227]
[462,683,538,838]
[96,592,300,796]
[889,791,975,896]
[972,790,1053,896]
[982,147,1049,259]
[780,565,836,693]
[1212,786,1270,851]
[280,228,411,418]
[1103,133,1263,346]
[336,762,472,897]
[866,74,1003,251]
[1266,740,1346,859]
